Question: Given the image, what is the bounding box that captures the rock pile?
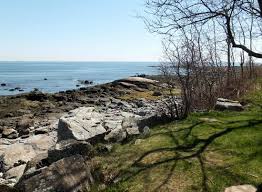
[0,77,172,191]
[7,99,166,191]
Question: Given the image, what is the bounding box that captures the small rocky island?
[0,77,175,191]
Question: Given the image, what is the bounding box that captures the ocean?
[0,61,159,96]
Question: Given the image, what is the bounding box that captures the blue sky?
[0,0,162,61]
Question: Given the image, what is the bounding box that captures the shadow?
[257,183,262,192]
[153,161,177,192]
[15,155,94,192]
[198,155,209,192]
[110,118,262,191]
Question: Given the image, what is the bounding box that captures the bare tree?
[145,0,262,58]
[161,28,225,118]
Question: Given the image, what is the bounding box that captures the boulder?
[225,185,257,192]
[1,143,36,171]
[104,128,127,142]
[58,107,107,141]
[0,178,17,188]
[0,184,18,192]
[2,128,18,139]
[141,126,150,137]
[16,118,33,136]
[5,164,27,183]
[16,155,94,192]
[22,153,49,177]
[117,77,158,84]
[115,77,158,89]
[126,127,140,136]
[57,105,164,143]
[215,98,244,111]
[0,134,56,171]
[78,80,93,85]
[48,139,93,163]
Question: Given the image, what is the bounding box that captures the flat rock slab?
[0,133,57,172]
[118,77,158,84]
[215,98,244,111]
[225,185,257,192]
[5,164,27,182]
[58,107,107,141]
[58,107,144,142]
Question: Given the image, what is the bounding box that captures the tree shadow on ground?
[111,118,262,191]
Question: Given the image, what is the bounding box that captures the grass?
[91,81,262,192]
[119,90,160,101]
[119,88,180,101]
[0,98,41,118]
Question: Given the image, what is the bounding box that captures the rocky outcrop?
[224,185,257,192]
[0,133,57,186]
[117,77,158,85]
[57,106,158,143]
[215,98,244,111]
[16,155,94,192]
[57,107,107,141]
[0,95,167,189]
[48,139,93,163]
[0,76,171,190]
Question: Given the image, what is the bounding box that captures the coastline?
[0,75,166,141]
[0,75,171,189]
[0,61,159,96]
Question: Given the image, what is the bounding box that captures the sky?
[0,0,162,61]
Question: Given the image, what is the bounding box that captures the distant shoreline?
[0,61,158,96]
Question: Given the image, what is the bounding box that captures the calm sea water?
[0,61,159,96]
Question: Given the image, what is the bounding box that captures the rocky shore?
[0,76,175,191]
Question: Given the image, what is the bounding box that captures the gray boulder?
[16,117,34,137]
[48,139,93,163]
[58,107,107,141]
[2,128,18,139]
[141,126,150,137]
[117,77,158,85]
[104,128,127,142]
[15,155,94,192]
[5,164,27,183]
[22,153,49,177]
[57,104,165,144]
[215,98,244,111]
[0,134,56,172]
